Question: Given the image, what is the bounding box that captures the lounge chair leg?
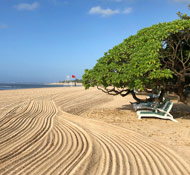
[167,113,178,122]
[172,118,178,122]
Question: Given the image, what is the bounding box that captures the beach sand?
[0,87,190,174]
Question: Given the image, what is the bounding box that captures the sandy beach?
[0,86,190,175]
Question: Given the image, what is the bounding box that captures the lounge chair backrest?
[163,101,173,113]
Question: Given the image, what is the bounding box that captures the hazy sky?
[0,0,189,83]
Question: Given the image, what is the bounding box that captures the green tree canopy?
[177,4,190,20]
[82,19,190,105]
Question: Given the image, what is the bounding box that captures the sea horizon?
[0,83,81,90]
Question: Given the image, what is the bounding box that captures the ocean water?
[0,83,78,90]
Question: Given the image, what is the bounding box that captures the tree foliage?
[82,19,190,105]
[177,4,190,20]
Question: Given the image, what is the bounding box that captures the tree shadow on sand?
[117,104,135,112]
[172,103,190,119]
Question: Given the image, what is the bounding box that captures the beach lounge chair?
[133,102,158,111]
[133,98,169,112]
[137,101,178,122]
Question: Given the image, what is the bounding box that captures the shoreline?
[47,82,82,86]
[0,83,83,91]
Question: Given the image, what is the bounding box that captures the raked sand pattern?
[0,87,190,175]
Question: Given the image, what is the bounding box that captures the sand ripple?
[0,88,190,175]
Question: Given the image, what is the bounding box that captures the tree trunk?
[175,85,190,106]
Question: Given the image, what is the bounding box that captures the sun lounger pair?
[135,99,178,122]
[133,96,169,112]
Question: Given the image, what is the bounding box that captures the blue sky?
[0,0,189,83]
